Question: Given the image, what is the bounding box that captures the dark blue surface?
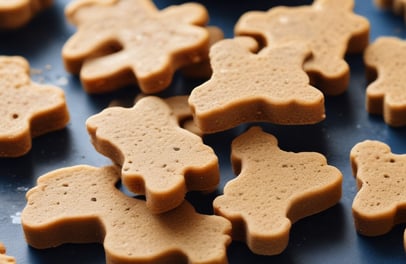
[1,0,406,263]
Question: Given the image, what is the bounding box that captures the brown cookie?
[374,0,406,17]
[0,0,52,29]
[86,96,219,213]
[364,37,406,127]
[350,140,406,237]
[188,37,325,134]
[0,56,70,157]
[0,242,16,264]
[213,126,343,255]
[235,0,370,95]
[21,165,232,264]
[62,0,210,94]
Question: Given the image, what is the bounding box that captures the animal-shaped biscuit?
[62,0,210,94]
[188,36,325,134]
[0,56,70,157]
[350,140,406,238]
[0,242,16,264]
[0,0,52,29]
[363,37,406,127]
[213,126,343,255]
[21,165,232,264]
[235,0,370,95]
[86,96,219,213]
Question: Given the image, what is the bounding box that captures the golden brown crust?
[86,96,219,213]
[189,37,325,134]
[0,56,70,157]
[213,126,342,255]
[21,165,231,264]
[235,0,370,95]
[350,140,406,236]
[62,0,210,94]
[364,37,406,127]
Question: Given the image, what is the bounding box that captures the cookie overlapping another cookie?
[86,96,219,213]
[213,126,343,255]
[0,56,70,157]
[235,0,370,95]
[21,165,232,264]
[62,0,210,94]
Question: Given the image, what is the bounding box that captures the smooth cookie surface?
[0,0,52,29]
[213,126,342,255]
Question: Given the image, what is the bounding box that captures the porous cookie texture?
[235,0,370,95]
[188,36,325,134]
[350,140,406,237]
[21,165,232,264]
[213,126,343,255]
[363,37,406,127]
[62,0,210,94]
[0,56,70,157]
[0,0,52,29]
[86,96,219,213]
[0,242,16,264]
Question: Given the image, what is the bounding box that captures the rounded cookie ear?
[314,0,354,10]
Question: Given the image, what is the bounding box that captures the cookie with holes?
[22,165,232,264]
[364,37,406,127]
[188,36,325,134]
[213,126,342,255]
[62,0,210,94]
[0,0,52,29]
[0,56,69,157]
[86,96,219,213]
[350,140,406,237]
[235,0,370,95]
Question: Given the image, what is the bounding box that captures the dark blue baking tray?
[1,0,406,263]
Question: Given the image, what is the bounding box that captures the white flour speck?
[10,212,21,224]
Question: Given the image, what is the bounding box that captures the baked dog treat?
[0,0,52,29]
[364,37,406,127]
[86,96,219,213]
[213,126,343,255]
[235,0,370,95]
[21,165,232,264]
[188,37,325,134]
[62,0,210,94]
[0,242,16,264]
[0,56,70,157]
[350,140,406,237]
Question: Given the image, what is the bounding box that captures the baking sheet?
[1,0,406,263]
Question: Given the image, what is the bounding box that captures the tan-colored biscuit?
[213,126,343,255]
[235,0,370,95]
[21,165,232,264]
[188,37,325,134]
[363,37,406,127]
[0,56,70,157]
[0,0,52,29]
[62,0,210,94]
[0,242,16,264]
[374,0,406,17]
[350,140,406,237]
[86,96,219,213]
[181,26,224,79]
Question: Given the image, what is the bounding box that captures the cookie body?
[350,140,406,237]
[0,0,52,29]
[364,37,406,126]
[0,242,16,264]
[22,165,231,264]
[62,0,210,94]
[213,126,342,255]
[374,0,406,17]
[86,96,219,213]
[235,0,370,95]
[0,56,70,157]
[189,37,325,134]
